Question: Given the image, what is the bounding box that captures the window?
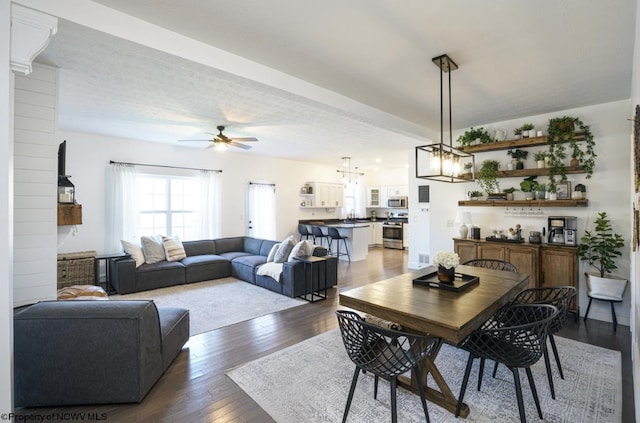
[137,174,199,240]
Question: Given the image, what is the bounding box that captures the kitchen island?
[307,222,369,262]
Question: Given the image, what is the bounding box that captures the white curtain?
[197,170,221,239]
[248,183,276,240]
[106,163,138,252]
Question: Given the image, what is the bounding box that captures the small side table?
[293,255,329,302]
[94,253,129,294]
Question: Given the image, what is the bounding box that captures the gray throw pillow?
[141,235,166,264]
[273,236,296,263]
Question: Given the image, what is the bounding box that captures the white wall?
[409,100,632,325]
[13,63,57,307]
[56,130,347,257]
[0,0,13,412]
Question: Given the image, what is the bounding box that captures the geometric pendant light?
[416,54,474,183]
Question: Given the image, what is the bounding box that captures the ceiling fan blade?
[178,139,212,142]
[229,137,258,142]
[229,141,252,150]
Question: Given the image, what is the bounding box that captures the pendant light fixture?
[337,157,364,186]
[415,54,474,182]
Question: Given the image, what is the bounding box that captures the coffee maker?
[548,216,578,246]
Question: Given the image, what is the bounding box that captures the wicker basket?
[57,251,97,289]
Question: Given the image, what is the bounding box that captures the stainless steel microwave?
[387,197,407,208]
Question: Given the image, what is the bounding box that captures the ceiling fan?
[179,125,258,150]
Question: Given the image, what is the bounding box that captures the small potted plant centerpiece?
[577,212,627,302]
[533,151,548,168]
[457,127,492,148]
[507,148,529,170]
[433,251,460,283]
[477,159,500,196]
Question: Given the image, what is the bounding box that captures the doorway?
[247,182,276,239]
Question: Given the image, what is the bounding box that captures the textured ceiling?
[34,0,637,170]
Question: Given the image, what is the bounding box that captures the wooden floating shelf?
[460,166,586,180]
[460,133,585,153]
[458,199,589,207]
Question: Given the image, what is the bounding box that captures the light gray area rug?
[112,277,306,336]
[227,329,621,423]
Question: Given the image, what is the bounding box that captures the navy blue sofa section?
[110,236,338,298]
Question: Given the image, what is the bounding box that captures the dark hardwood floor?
[18,247,634,422]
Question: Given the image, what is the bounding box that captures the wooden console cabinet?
[454,238,578,315]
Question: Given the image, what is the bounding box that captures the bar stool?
[297,224,312,241]
[311,226,330,252]
[328,227,350,262]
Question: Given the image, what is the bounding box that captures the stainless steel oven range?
[382,221,403,249]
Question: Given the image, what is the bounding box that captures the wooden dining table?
[338,264,530,418]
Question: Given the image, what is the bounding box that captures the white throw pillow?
[266,243,280,263]
[141,235,166,264]
[121,239,145,268]
[162,235,187,262]
[288,240,314,261]
[273,236,296,263]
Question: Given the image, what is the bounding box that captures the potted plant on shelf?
[463,162,474,177]
[521,123,535,138]
[520,176,538,200]
[477,159,500,196]
[457,127,492,147]
[513,127,523,139]
[507,148,529,169]
[577,212,627,301]
[546,116,596,189]
[533,151,548,168]
[502,187,516,201]
[468,190,483,200]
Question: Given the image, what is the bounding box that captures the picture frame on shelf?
[556,182,571,199]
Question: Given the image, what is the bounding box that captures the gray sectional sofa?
[14,300,189,407]
[110,236,338,297]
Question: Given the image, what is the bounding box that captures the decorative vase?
[535,190,546,200]
[437,265,455,283]
[549,192,557,201]
[537,160,545,168]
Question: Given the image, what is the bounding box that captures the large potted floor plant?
[577,211,627,299]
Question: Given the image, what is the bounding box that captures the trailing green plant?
[477,159,500,194]
[533,151,548,162]
[469,190,483,198]
[502,187,516,194]
[546,116,596,188]
[457,127,492,147]
[507,148,529,161]
[577,212,625,278]
[513,127,522,137]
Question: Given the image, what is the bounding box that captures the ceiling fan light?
[214,141,228,151]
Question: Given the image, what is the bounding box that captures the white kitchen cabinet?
[300,182,343,208]
[367,186,381,208]
[369,222,383,246]
[387,185,409,197]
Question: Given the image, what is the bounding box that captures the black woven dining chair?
[335,310,439,423]
[488,286,577,400]
[455,303,558,423]
[462,259,518,272]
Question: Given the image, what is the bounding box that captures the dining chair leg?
[548,334,564,379]
[542,343,556,399]
[413,365,431,423]
[492,360,499,378]
[373,375,378,399]
[390,376,398,423]
[525,367,543,419]
[456,354,475,418]
[342,367,360,423]
[583,297,593,322]
[477,357,486,391]
[510,367,527,423]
